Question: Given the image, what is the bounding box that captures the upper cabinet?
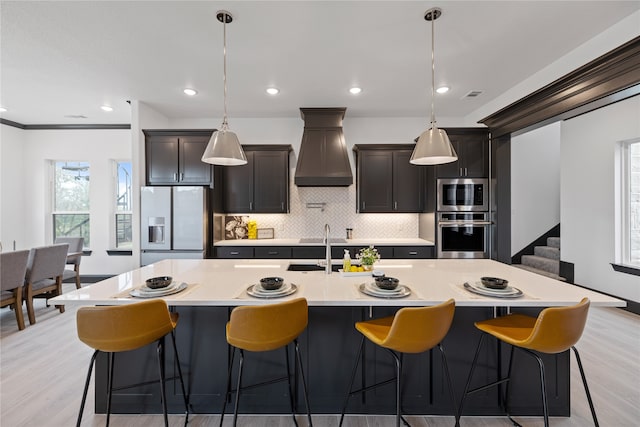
[354,145,424,213]
[435,128,490,178]
[222,145,292,213]
[144,130,215,185]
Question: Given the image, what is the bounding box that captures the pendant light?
[410,7,457,165]
[202,10,247,166]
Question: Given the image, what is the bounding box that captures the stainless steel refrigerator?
[141,186,207,266]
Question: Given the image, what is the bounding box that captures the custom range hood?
[294,107,353,186]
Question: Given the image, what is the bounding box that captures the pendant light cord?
[222,13,229,129]
[430,13,436,126]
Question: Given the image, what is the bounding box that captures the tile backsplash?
[228,186,418,240]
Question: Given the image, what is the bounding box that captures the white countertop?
[51,258,624,308]
[215,238,434,246]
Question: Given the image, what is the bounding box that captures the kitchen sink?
[298,238,348,244]
[287,263,341,272]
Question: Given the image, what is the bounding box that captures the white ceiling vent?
[463,90,483,99]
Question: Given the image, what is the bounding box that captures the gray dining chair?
[23,243,69,324]
[1,250,30,330]
[55,237,84,289]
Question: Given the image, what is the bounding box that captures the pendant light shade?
[410,7,457,166]
[202,10,247,166]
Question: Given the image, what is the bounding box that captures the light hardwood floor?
[1,283,638,426]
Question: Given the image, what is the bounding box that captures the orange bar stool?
[220,297,312,427]
[75,299,189,427]
[339,299,457,427]
[458,298,598,427]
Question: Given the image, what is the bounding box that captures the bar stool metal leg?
[339,336,365,426]
[106,352,115,427]
[232,349,245,427]
[156,340,169,427]
[170,330,190,426]
[284,344,300,427]
[294,339,313,427]
[437,343,460,427]
[572,346,599,427]
[219,345,236,427]
[458,333,486,419]
[76,350,99,427]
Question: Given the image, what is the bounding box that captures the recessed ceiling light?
[101,105,113,112]
[349,87,362,95]
[0,107,7,112]
[436,86,450,94]
[183,88,198,96]
[266,87,280,95]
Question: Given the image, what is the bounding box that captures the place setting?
[245,276,298,299]
[128,276,189,298]
[463,276,523,299]
[358,275,412,299]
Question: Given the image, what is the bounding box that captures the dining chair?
[55,236,84,289]
[76,299,189,427]
[339,299,458,427]
[221,297,312,427]
[0,249,30,330]
[23,243,69,324]
[457,298,598,427]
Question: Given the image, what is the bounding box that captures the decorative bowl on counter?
[145,276,173,289]
[480,276,509,289]
[374,276,399,290]
[260,276,285,290]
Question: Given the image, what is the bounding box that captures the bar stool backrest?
[384,298,455,353]
[227,298,308,352]
[523,297,590,354]
[76,299,175,352]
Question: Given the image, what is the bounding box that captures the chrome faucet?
[324,223,331,275]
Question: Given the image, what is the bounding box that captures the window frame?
[51,160,91,246]
[112,159,133,250]
[615,138,640,274]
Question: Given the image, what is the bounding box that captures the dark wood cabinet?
[144,130,214,185]
[222,145,291,213]
[435,128,490,178]
[355,145,424,213]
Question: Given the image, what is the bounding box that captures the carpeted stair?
[514,237,565,280]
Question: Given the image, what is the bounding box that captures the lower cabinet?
[214,245,435,259]
[214,246,254,258]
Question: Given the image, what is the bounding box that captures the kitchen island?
[51,258,623,418]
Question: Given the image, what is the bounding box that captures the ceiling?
[1,1,639,126]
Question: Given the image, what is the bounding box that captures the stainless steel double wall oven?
[437,178,490,258]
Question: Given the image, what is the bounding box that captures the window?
[115,161,132,248]
[620,140,640,268]
[53,161,90,246]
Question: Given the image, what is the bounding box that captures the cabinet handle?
[268,251,278,255]
[173,173,178,181]
[249,202,253,211]
[394,201,398,210]
[230,251,240,255]
[281,202,284,211]
[180,172,184,181]
[464,167,468,176]
[362,201,366,210]
[409,251,418,256]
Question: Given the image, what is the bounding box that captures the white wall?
[511,122,561,254]
[0,125,26,251]
[561,96,640,302]
[16,128,135,275]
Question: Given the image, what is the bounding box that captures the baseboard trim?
[63,275,114,284]
[571,281,640,316]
